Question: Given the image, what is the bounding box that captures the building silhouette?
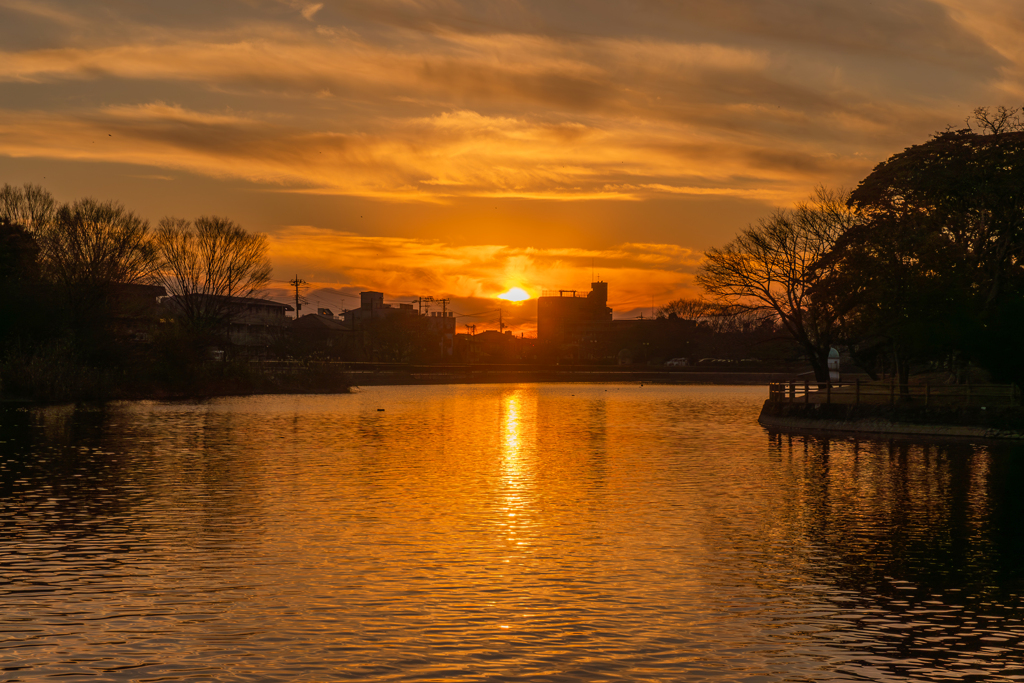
[537,281,612,345]
[335,290,457,358]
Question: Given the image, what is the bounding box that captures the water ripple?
[2,385,1023,681]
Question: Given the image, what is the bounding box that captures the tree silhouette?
[0,183,56,233]
[35,198,157,338]
[696,187,855,382]
[966,106,1024,135]
[820,128,1024,389]
[155,216,271,337]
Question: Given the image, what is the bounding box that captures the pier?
[760,379,1024,440]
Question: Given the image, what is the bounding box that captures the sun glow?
[498,287,531,302]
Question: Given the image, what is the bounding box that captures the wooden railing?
[768,379,1020,407]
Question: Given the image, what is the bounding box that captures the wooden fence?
[768,379,1020,407]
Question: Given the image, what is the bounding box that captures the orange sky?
[2,0,1023,333]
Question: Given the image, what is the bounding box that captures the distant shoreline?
[1,370,796,404]
[347,370,795,387]
[0,361,353,404]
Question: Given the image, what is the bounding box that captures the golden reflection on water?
[500,389,532,548]
[5,386,1024,682]
[502,389,523,460]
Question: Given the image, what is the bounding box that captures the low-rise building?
[341,291,417,325]
[109,283,167,343]
[162,294,294,354]
[340,291,457,358]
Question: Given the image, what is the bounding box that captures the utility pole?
[288,275,308,318]
[499,308,505,333]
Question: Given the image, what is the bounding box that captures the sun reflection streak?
[499,389,533,548]
[503,391,522,458]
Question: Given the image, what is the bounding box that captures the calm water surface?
[2,384,1024,682]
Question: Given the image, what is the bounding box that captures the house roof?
[111,283,168,297]
[293,314,349,330]
[473,330,512,341]
[164,294,294,311]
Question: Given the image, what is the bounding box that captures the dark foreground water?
[2,384,1024,682]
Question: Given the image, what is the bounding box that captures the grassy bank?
[0,351,352,403]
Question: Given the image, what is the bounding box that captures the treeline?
[0,184,331,401]
[682,106,1024,390]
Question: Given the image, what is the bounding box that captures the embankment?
[347,367,797,386]
[758,400,1024,440]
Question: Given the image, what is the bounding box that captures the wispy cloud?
[300,3,323,20]
[0,103,847,203]
[933,0,1024,98]
[266,227,701,322]
[0,0,1021,286]
[0,1,997,204]
[0,0,84,26]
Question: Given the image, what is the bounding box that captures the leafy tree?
[0,219,39,290]
[822,127,1024,389]
[696,187,855,382]
[155,216,271,337]
[0,218,45,344]
[811,207,963,388]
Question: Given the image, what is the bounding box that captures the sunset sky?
[2,0,1022,333]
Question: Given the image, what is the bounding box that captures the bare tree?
[695,187,855,382]
[35,198,157,325]
[155,216,271,335]
[710,305,776,334]
[0,183,56,232]
[966,106,1024,134]
[658,297,775,333]
[658,297,717,321]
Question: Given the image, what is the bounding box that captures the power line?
[451,308,500,318]
[307,291,360,310]
[269,282,362,301]
[312,291,362,301]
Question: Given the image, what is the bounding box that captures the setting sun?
[498,287,531,302]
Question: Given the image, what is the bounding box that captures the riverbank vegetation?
[692,106,1024,393]
[0,185,349,402]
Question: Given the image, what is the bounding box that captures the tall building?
[537,282,613,344]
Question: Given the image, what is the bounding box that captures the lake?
[2,384,1023,681]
